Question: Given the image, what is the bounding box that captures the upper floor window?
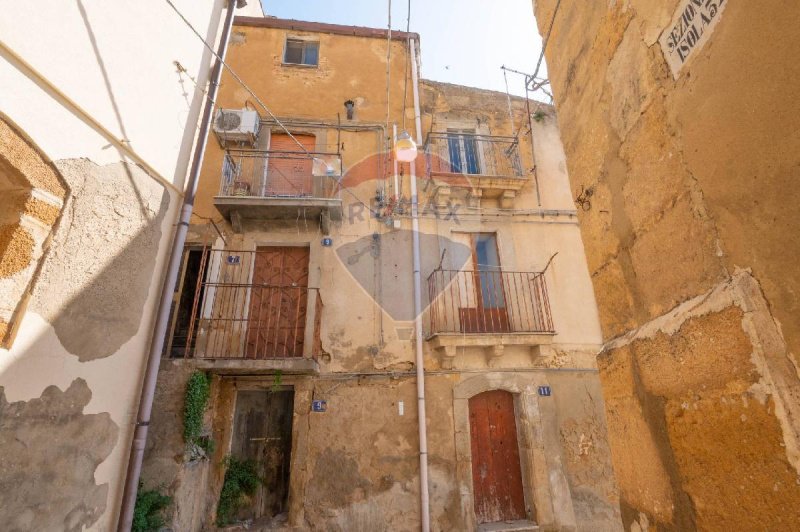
[284,39,319,66]
[447,129,482,175]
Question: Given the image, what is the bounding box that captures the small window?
[284,39,319,66]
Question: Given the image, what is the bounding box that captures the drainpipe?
[393,123,400,201]
[409,36,431,532]
[116,1,240,529]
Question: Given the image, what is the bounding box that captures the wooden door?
[266,133,315,196]
[460,234,510,333]
[230,389,294,521]
[245,247,310,358]
[469,390,527,524]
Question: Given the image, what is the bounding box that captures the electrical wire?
[162,0,384,219]
[533,0,562,80]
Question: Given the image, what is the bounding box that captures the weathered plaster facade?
[142,18,621,531]
[532,1,800,529]
[0,1,250,529]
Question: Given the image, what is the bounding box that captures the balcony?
[426,269,555,367]
[175,249,321,374]
[214,149,343,232]
[424,133,527,208]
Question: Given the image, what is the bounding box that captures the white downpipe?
[393,123,400,201]
[409,36,430,532]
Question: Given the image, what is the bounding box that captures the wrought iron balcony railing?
[424,132,524,179]
[426,269,554,335]
[177,249,322,360]
[220,149,341,200]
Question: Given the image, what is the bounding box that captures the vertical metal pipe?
[525,79,542,207]
[408,37,430,532]
[393,123,400,202]
[116,1,238,529]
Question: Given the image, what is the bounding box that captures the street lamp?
[395,130,418,162]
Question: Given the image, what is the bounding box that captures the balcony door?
[460,234,509,333]
[245,246,310,358]
[266,133,315,196]
[447,129,482,175]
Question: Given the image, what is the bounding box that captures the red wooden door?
[266,133,315,196]
[245,247,310,358]
[469,390,527,524]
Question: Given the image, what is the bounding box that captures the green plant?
[183,371,212,454]
[216,456,262,526]
[132,483,172,532]
[532,109,547,123]
[270,370,283,392]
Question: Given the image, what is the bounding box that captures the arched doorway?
[468,389,527,524]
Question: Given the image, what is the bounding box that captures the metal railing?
[426,269,554,335]
[220,149,341,199]
[424,132,524,178]
[181,249,321,360]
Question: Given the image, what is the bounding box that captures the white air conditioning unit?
[213,109,260,145]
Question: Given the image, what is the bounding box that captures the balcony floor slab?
[214,195,343,222]
[186,357,320,375]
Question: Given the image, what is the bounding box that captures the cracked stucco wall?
[533,0,800,529]
[0,156,176,531]
[141,25,621,531]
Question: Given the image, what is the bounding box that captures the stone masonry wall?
[533,1,800,530]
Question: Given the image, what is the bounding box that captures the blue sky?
[260,0,547,98]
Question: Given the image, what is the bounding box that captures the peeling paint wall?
[0,379,118,531]
[0,0,234,529]
[533,0,800,529]
[143,20,621,531]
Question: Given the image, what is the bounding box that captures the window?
[284,39,319,66]
[447,129,482,174]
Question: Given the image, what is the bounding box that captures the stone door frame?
[453,372,576,531]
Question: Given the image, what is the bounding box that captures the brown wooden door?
[266,133,315,196]
[469,390,527,524]
[246,247,310,358]
[231,389,294,521]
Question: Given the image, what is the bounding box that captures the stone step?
[477,520,539,532]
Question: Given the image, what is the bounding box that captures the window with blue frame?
[447,129,481,174]
[473,234,505,309]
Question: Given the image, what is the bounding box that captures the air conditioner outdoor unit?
[213,109,260,144]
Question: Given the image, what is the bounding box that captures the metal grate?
[426,269,554,335]
[182,248,320,359]
[220,149,341,199]
[424,132,524,179]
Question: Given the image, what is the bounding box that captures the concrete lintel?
[187,357,319,375]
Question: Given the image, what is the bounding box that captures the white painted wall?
[0,0,260,529]
[0,0,225,185]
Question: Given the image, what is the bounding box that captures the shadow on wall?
[0,1,227,528]
[0,157,171,530]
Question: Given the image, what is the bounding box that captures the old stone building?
[532,0,800,530]
[140,16,621,532]
[0,0,263,529]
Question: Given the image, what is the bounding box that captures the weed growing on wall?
[132,483,172,532]
[183,371,214,457]
[216,456,262,526]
